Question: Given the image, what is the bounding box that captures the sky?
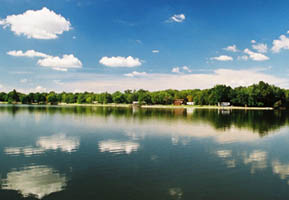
[1,0,289,93]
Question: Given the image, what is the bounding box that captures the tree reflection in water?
[0,105,288,136]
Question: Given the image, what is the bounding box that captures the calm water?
[1,105,289,199]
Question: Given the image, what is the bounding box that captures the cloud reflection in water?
[99,140,140,154]
[1,165,66,199]
[36,134,79,153]
[4,134,80,156]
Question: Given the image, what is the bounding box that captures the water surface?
[0,105,289,199]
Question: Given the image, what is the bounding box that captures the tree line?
[0,81,289,108]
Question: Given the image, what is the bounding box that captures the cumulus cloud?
[168,14,186,23]
[252,43,268,53]
[272,35,289,53]
[251,40,256,44]
[223,45,238,52]
[172,66,191,73]
[7,50,82,71]
[0,7,71,39]
[35,86,47,93]
[210,55,233,61]
[99,56,142,67]
[182,66,192,72]
[244,48,269,61]
[37,54,82,71]
[124,71,147,77]
[7,50,49,58]
[172,67,180,73]
[152,50,159,53]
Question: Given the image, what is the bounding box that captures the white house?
[218,102,230,107]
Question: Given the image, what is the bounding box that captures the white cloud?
[223,45,238,52]
[251,40,256,44]
[37,54,82,71]
[172,66,191,73]
[237,55,249,61]
[152,50,159,53]
[244,48,269,61]
[99,56,142,67]
[59,68,289,92]
[182,66,192,72]
[272,35,289,53]
[210,55,233,61]
[252,43,268,53]
[124,71,147,77]
[35,86,47,93]
[19,86,48,94]
[168,14,186,23]
[8,50,82,71]
[172,67,180,73]
[0,7,71,39]
[7,50,49,58]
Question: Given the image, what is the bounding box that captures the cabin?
[218,102,231,107]
[187,102,195,106]
[174,99,184,106]
[132,101,146,106]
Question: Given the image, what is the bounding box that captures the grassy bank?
[141,105,274,110]
[58,103,132,108]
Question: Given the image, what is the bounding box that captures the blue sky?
[1,0,289,92]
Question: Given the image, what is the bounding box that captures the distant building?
[132,101,146,106]
[218,102,231,107]
[174,99,184,106]
[187,102,195,106]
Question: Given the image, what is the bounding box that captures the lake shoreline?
[0,102,274,110]
[141,105,274,110]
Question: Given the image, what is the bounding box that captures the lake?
[0,105,289,199]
